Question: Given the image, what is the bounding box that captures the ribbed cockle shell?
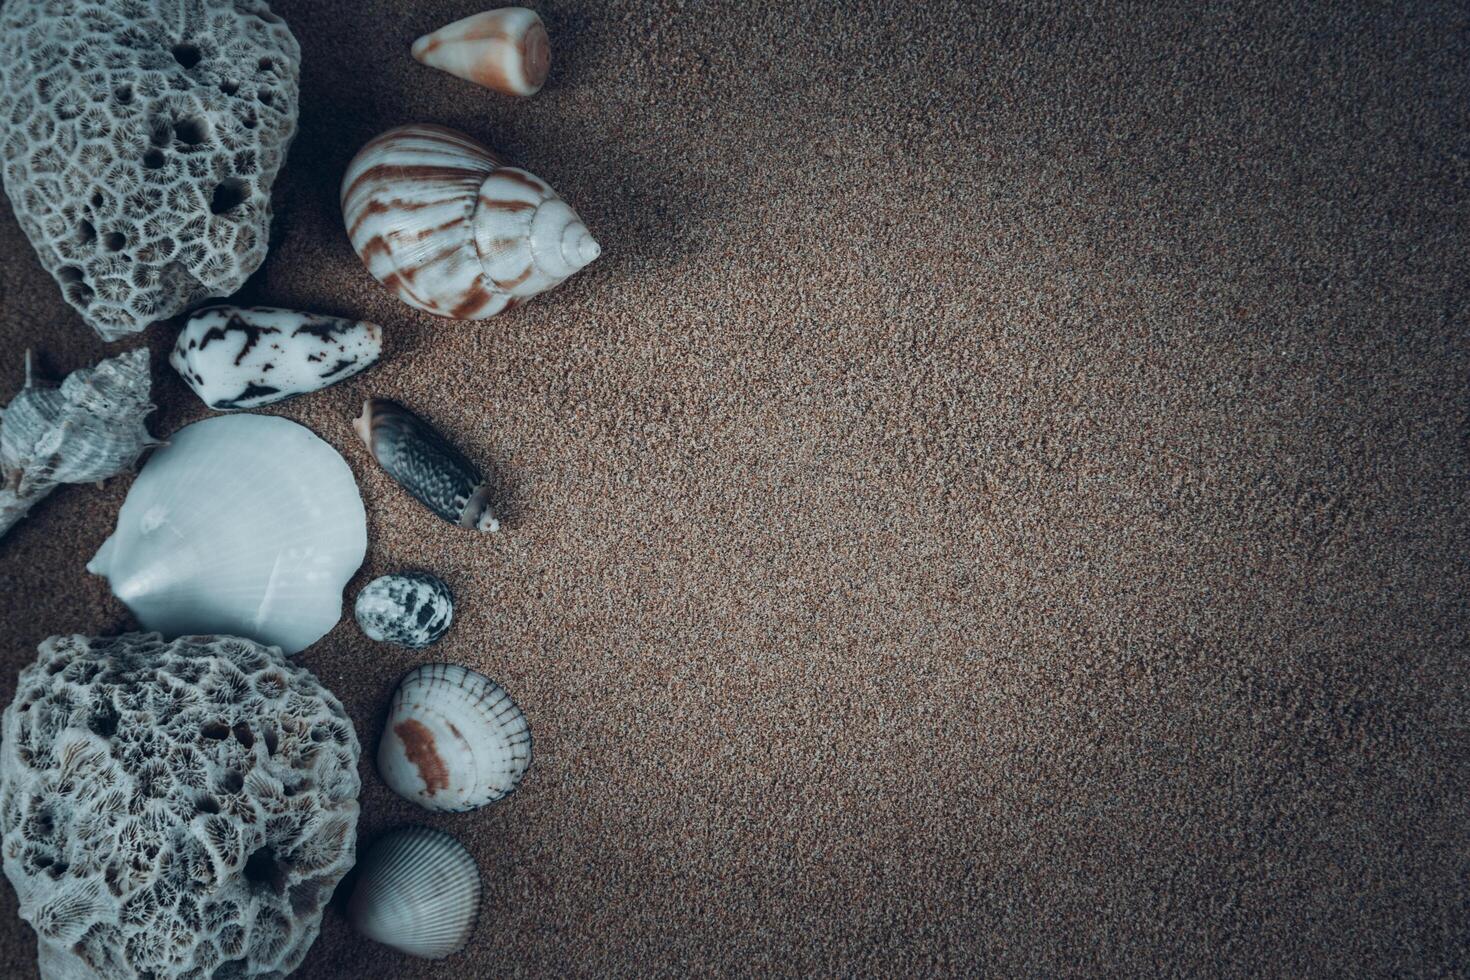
[340,124,599,319]
[412,7,551,97]
[348,826,482,959]
[378,663,532,812]
[354,398,499,532]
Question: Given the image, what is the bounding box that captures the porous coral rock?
[0,633,360,979]
[0,1,301,341]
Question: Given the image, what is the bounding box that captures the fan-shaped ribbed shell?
[348,826,481,960]
[85,414,367,654]
[378,664,532,812]
[340,124,598,319]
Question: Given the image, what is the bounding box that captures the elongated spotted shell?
[339,124,599,319]
[353,398,498,532]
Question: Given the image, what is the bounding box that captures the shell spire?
[412,7,551,97]
[340,124,598,319]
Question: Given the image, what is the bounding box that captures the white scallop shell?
[378,664,532,812]
[85,414,367,655]
[340,124,599,319]
[412,7,551,97]
[348,826,481,960]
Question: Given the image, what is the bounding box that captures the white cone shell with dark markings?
[348,826,481,960]
[355,572,454,648]
[170,306,383,410]
[412,7,551,97]
[86,414,367,655]
[378,663,532,812]
[340,124,599,319]
[354,398,499,531]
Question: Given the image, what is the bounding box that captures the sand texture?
[0,1,1467,976]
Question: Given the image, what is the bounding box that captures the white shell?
[171,306,383,410]
[412,7,551,97]
[378,664,532,812]
[340,124,599,319]
[86,415,367,655]
[348,826,481,960]
[1,348,159,538]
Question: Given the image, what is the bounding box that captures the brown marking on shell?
[347,196,448,240]
[478,197,536,214]
[519,21,551,89]
[496,169,548,195]
[489,265,534,291]
[393,719,449,797]
[341,164,480,210]
[449,289,496,319]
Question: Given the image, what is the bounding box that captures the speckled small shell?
[353,398,498,531]
[355,573,454,648]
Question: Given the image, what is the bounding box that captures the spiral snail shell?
[340,124,599,320]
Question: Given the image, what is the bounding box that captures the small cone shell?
[348,826,482,959]
[412,8,551,97]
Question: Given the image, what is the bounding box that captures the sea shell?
[171,306,383,410]
[340,124,599,319]
[348,826,481,959]
[354,398,499,531]
[355,572,455,648]
[86,414,367,655]
[1,348,159,539]
[412,7,551,97]
[378,663,532,812]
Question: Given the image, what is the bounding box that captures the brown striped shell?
[340,124,599,320]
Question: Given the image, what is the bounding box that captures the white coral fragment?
[0,633,361,980]
[0,1,301,340]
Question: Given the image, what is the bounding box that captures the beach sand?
[0,1,1466,975]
